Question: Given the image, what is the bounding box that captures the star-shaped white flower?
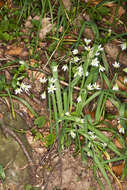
[113,61,120,68]
[84,38,91,46]
[39,77,47,83]
[87,83,93,90]
[53,66,58,72]
[98,44,103,51]
[74,65,83,78]
[93,82,101,90]
[65,112,70,116]
[118,127,125,134]
[88,131,96,139]
[15,88,22,94]
[85,71,89,77]
[62,65,68,71]
[77,96,82,103]
[91,58,99,67]
[19,60,25,65]
[120,42,127,51]
[73,56,80,63]
[81,119,84,123]
[124,76,127,84]
[49,77,57,83]
[41,91,46,99]
[20,82,31,93]
[99,65,105,72]
[112,83,119,90]
[72,49,78,55]
[48,84,56,93]
[70,130,76,139]
[84,45,91,52]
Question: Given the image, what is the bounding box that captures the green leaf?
[34,116,46,128]
[25,184,32,190]
[45,133,56,147]
[0,164,6,182]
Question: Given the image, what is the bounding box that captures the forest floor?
[0,1,127,190]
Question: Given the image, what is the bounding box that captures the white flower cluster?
[15,82,31,95]
[87,82,101,91]
[48,76,57,94]
[88,131,97,140]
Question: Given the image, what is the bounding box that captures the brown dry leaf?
[62,0,72,10]
[116,76,127,91]
[110,5,125,24]
[0,0,5,8]
[118,6,125,18]
[114,138,123,149]
[5,45,23,56]
[85,0,115,7]
[111,161,125,176]
[39,17,52,40]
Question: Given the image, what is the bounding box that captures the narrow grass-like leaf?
[0,94,38,118]
[88,125,121,156]
[103,73,111,88]
[51,62,63,116]
[95,92,104,122]
[63,89,68,113]
[82,91,101,108]
[121,159,127,180]
[102,51,109,74]
[93,153,112,190]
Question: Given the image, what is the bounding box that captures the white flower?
[72,49,78,55]
[87,151,92,157]
[20,82,31,93]
[49,77,57,83]
[70,130,76,139]
[102,143,107,148]
[48,84,56,93]
[52,66,58,72]
[19,60,25,65]
[117,118,120,124]
[39,77,47,83]
[120,42,127,51]
[87,83,93,90]
[88,48,94,57]
[88,131,96,140]
[99,65,105,72]
[62,65,68,71]
[123,68,127,73]
[15,88,22,94]
[73,56,80,63]
[84,45,91,52]
[91,58,99,67]
[124,76,127,84]
[81,119,84,123]
[74,65,83,77]
[65,112,70,116]
[41,91,46,99]
[113,61,120,68]
[118,127,125,134]
[85,71,89,77]
[77,96,82,103]
[112,83,119,91]
[93,82,101,90]
[98,44,103,52]
[95,52,100,56]
[84,38,91,46]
